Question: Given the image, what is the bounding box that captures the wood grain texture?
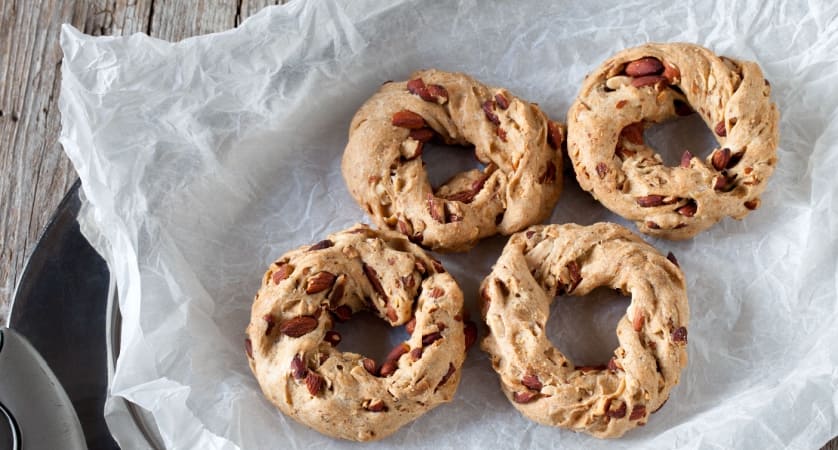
[0,0,282,325]
[0,1,834,448]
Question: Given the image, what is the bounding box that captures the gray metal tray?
[10,180,162,449]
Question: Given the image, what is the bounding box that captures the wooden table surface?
[0,1,834,448]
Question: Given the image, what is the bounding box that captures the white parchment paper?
[59,1,838,448]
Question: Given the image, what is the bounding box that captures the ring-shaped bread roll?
[342,69,565,252]
[246,225,474,441]
[480,223,688,438]
[568,43,779,239]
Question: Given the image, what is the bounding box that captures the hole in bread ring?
[480,223,689,438]
[246,225,469,442]
[567,43,779,239]
[342,69,565,252]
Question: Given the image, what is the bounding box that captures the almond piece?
[407,78,427,98]
[671,326,688,344]
[631,75,668,88]
[663,62,681,83]
[630,404,647,420]
[427,194,446,223]
[620,122,644,145]
[305,372,324,396]
[676,200,697,217]
[306,271,337,294]
[436,363,456,391]
[482,100,500,125]
[633,311,645,332]
[547,121,563,150]
[291,354,308,380]
[429,287,444,298]
[280,316,319,337]
[680,150,694,168]
[522,374,543,391]
[362,358,377,375]
[607,402,627,418]
[667,252,680,268]
[365,400,387,412]
[409,347,423,361]
[596,162,608,178]
[264,314,276,335]
[324,330,341,346]
[426,84,449,104]
[422,332,443,346]
[379,343,410,377]
[271,263,292,284]
[495,93,510,109]
[715,120,727,137]
[744,199,760,210]
[513,391,540,404]
[331,305,352,322]
[392,110,426,129]
[309,239,333,251]
[409,127,435,142]
[244,338,253,359]
[362,263,387,298]
[496,127,508,142]
[566,261,582,293]
[405,317,417,335]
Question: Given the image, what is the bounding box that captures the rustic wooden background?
[0,0,284,325]
[0,1,834,448]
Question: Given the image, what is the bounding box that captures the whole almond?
[392,110,426,129]
[636,195,664,207]
[309,239,333,251]
[712,148,732,170]
[631,75,668,88]
[482,100,500,125]
[271,263,292,285]
[409,347,423,361]
[379,343,410,377]
[306,271,337,294]
[625,57,664,77]
[362,358,377,375]
[422,332,443,346]
[513,391,539,404]
[406,78,427,97]
[676,201,697,217]
[409,127,435,142]
[620,122,644,145]
[331,304,352,322]
[362,263,387,298]
[630,404,647,421]
[715,120,727,137]
[280,316,319,337]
